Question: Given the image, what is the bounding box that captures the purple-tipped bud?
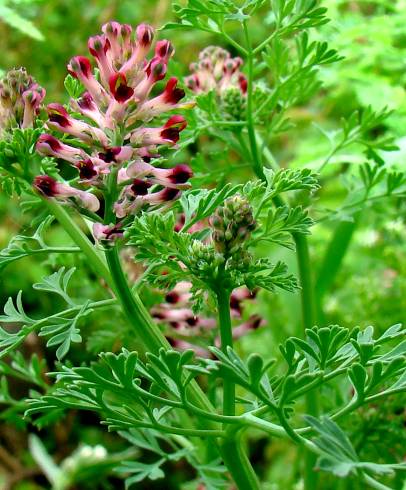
[154,40,174,60]
[33,175,58,197]
[169,164,193,184]
[68,56,92,79]
[136,23,154,47]
[131,178,151,196]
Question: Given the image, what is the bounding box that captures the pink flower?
[93,222,124,243]
[35,22,193,218]
[47,103,108,145]
[36,134,85,162]
[130,115,187,146]
[34,175,100,211]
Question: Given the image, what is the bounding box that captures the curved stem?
[45,202,217,423]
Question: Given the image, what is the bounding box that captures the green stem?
[240,25,321,487]
[45,201,216,422]
[102,250,216,421]
[216,286,235,417]
[219,432,261,490]
[43,200,112,285]
[294,232,320,490]
[215,283,260,488]
[243,21,265,181]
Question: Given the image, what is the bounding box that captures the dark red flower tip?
[37,134,63,152]
[103,21,121,36]
[239,74,248,94]
[47,103,71,128]
[121,23,132,38]
[186,316,198,327]
[76,159,97,179]
[249,315,262,330]
[131,178,152,196]
[33,175,58,197]
[160,115,187,144]
[170,164,193,184]
[137,23,154,46]
[161,187,180,202]
[165,291,180,304]
[98,147,121,163]
[78,92,95,110]
[88,35,110,58]
[155,40,174,59]
[69,56,92,79]
[162,77,185,104]
[146,58,167,82]
[109,72,134,103]
[230,295,242,313]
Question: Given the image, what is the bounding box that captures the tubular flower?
[0,68,45,137]
[34,175,100,211]
[152,282,263,357]
[35,22,193,218]
[185,46,247,95]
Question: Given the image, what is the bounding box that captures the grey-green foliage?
[24,323,406,486]
[0,268,94,360]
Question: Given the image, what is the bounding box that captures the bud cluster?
[184,46,248,121]
[185,46,247,96]
[0,68,45,137]
[188,238,227,275]
[211,194,256,256]
[34,22,194,224]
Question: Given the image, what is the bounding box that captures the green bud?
[221,87,246,121]
[210,194,256,256]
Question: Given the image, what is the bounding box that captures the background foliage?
[0,0,406,489]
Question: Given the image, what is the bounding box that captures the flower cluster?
[152,281,263,356]
[34,22,193,223]
[0,68,45,137]
[185,46,247,95]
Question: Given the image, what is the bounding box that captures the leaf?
[256,205,313,248]
[33,267,77,306]
[180,184,242,231]
[119,460,165,487]
[64,74,84,99]
[0,5,44,40]
[305,416,404,479]
[0,291,33,325]
[39,302,90,360]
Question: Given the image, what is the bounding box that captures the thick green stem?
[295,233,320,490]
[243,21,265,181]
[219,432,261,490]
[216,287,235,417]
[45,201,215,418]
[215,284,260,488]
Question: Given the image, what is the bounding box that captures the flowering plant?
[1,2,406,490]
